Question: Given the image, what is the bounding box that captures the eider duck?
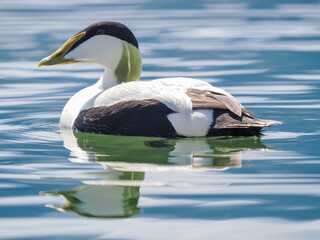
[38,21,277,138]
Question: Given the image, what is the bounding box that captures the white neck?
[59,37,142,130]
[60,67,117,129]
[98,67,117,90]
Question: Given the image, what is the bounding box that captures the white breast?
[60,82,103,129]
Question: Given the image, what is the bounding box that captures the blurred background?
[0,0,320,239]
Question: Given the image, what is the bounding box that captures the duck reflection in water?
[48,171,143,218]
[45,129,269,218]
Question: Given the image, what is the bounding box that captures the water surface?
[0,0,320,239]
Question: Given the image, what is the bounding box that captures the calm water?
[1,0,320,239]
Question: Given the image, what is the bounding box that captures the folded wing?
[186,88,278,135]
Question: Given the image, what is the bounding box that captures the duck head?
[38,21,142,83]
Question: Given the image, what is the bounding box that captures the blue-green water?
[1,0,320,239]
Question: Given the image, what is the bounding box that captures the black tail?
[207,109,280,137]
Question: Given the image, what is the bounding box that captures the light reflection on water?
[0,0,320,239]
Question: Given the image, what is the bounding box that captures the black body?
[73,100,266,138]
[74,100,180,138]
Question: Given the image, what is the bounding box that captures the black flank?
[73,100,181,138]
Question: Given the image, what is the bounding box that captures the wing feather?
[187,88,244,117]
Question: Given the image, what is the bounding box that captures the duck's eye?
[96,29,105,35]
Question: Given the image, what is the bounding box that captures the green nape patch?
[115,41,142,84]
